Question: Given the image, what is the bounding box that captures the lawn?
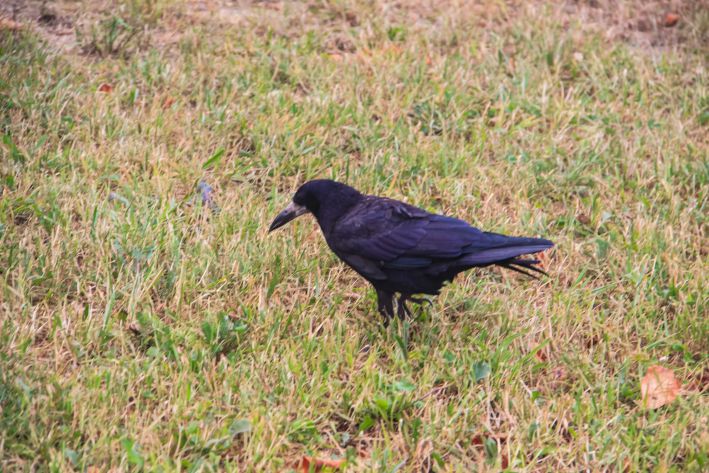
[1,0,707,471]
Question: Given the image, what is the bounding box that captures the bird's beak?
[268,201,309,232]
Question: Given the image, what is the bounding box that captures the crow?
[269,179,553,323]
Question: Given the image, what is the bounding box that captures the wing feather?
[327,196,553,280]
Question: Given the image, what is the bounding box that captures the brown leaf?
[162,96,175,109]
[471,434,484,446]
[98,83,114,93]
[299,455,344,472]
[663,13,679,28]
[640,365,681,409]
[501,452,509,469]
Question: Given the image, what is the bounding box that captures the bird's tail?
[497,256,548,279]
[458,234,553,278]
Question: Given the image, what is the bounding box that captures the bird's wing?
[329,197,488,272]
[329,196,552,277]
[393,216,553,271]
[327,197,431,278]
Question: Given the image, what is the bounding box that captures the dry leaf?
[162,96,175,109]
[663,13,679,28]
[640,365,681,409]
[534,349,548,362]
[299,455,344,472]
[577,213,591,225]
[98,83,114,93]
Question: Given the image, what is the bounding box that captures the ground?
[1,0,707,471]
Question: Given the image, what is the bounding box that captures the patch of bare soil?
[561,0,708,51]
[2,1,706,57]
[0,0,82,52]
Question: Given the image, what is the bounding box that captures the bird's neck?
[314,190,362,234]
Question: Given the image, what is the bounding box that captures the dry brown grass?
[1,0,707,471]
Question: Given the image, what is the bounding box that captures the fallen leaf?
[501,452,509,469]
[640,365,681,409]
[299,456,344,472]
[98,83,114,93]
[471,434,484,446]
[663,13,679,28]
[162,96,175,108]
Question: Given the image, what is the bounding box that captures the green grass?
[1,1,707,471]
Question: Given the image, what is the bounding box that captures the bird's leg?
[396,294,412,320]
[408,296,433,307]
[376,289,394,325]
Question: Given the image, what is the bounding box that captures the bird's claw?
[408,297,433,307]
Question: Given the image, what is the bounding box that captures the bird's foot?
[395,295,432,320]
[396,296,412,320]
[408,297,433,307]
[376,289,395,326]
[378,309,392,327]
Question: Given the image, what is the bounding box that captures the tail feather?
[459,236,553,267]
[498,257,548,279]
[458,233,552,278]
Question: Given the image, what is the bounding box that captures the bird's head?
[268,179,362,233]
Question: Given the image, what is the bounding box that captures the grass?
[0,0,707,471]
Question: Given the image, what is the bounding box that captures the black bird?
[269,180,553,323]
